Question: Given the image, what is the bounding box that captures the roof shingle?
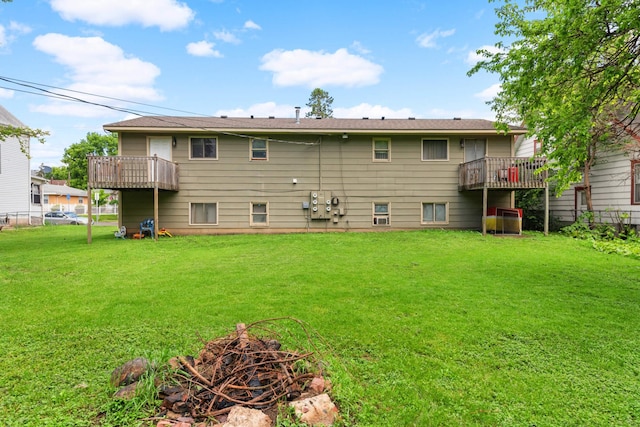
[104,116,526,134]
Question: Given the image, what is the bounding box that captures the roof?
[104,116,527,135]
[43,184,88,197]
[0,104,25,127]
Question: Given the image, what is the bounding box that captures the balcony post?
[153,155,159,241]
[87,183,92,244]
[482,186,488,236]
[544,185,549,236]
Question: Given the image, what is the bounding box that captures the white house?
[516,133,640,228]
[0,105,44,225]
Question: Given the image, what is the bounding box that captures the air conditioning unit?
[373,216,389,225]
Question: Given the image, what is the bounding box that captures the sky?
[0,0,505,169]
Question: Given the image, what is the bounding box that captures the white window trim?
[372,202,390,226]
[189,202,219,226]
[632,161,640,205]
[372,138,391,162]
[250,201,269,227]
[250,138,269,161]
[189,136,218,160]
[421,201,449,225]
[421,138,450,162]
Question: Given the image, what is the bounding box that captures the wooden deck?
[459,157,547,191]
[87,156,179,191]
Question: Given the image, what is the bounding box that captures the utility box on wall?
[309,191,332,220]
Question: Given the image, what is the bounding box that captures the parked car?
[64,212,92,225]
[44,211,83,225]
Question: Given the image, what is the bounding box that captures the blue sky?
[0,0,504,168]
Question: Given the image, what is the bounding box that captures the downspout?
[318,137,322,191]
[26,137,32,225]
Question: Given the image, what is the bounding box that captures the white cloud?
[215,102,299,118]
[49,0,194,31]
[244,20,261,30]
[9,21,32,34]
[186,40,222,57]
[214,102,414,120]
[350,41,371,55]
[416,28,455,48]
[214,30,241,44]
[32,33,162,117]
[474,83,501,101]
[466,45,505,65]
[259,48,383,88]
[334,104,414,119]
[0,21,31,49]
[0,87,14,98]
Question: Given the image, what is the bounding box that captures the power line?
[1,75,319,146]
[0,76,210,117]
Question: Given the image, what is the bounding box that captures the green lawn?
[1,227,639,426]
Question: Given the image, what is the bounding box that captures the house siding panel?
[0,107,30,217]
[111,121,523,234]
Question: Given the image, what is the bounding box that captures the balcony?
[459,157,547,191]
[87,155,179,191]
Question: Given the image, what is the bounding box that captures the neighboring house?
[43,183,89,214]
[0,105,44,225]
[88,113,547,238]
[515,133,640,227]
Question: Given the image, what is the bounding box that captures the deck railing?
[88,155,179,191]
[459,157,547,190]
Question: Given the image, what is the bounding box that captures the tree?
[62,132,117,189]
[0,125,49,156]
[469,0,640,215]
[305,88,334,118]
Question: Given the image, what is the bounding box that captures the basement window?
[422,202,448,224]
[373,202,390,226]
[190,203,218,225]
[251,202,269,226]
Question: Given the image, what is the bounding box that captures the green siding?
[118,132,516,234]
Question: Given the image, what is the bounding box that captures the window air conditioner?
[373,216,389,225]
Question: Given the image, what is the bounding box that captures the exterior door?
[149,137,172,161]
[148,137,172,182]
[464,138,486,162]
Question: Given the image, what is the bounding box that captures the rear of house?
[92,115,543,236]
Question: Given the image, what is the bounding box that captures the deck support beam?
[87,185,92,244]
[544,184,549,236]
[482,186,488,236]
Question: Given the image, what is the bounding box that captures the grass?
[1,226,639,426]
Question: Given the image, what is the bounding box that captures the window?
[31,183,41,205]
[373,202,390,226]
[422,139,448,161]
[251,202,268,226]
[534,139,543,155]
[190,137,217,159]
[78,198,83,204]
[373,138,390,161]
[43,195,49,204]
[633,161,640,205]
[422,202,448,224]
[190,203,218,225]
[251,138,268,160]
